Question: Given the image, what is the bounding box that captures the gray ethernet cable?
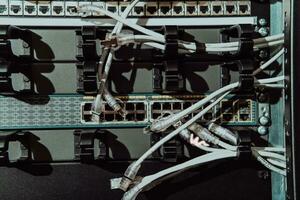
[122,150,238,200]
[208,123,239,145]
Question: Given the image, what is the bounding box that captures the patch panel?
[172,1,185,16]
[132,2,146,16]
[65,0,78,16]
[158,1,172,16]
[224,1,238,16]
[145,2,158,16]
[238,1,251,15]
[211,1,224,16]
[2,1,252,17]
[0,0,8,15]
[198,1,210,16]
[37,1,51,16]
[185,1,198,16]
[24,0,37,16]
[51,1,65,16]
[9,0,23,16]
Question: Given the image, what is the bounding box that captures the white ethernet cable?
[252,150,286,176]
[117,34,284,49]
[148,76,285,133]
[253,146,285,152]
[116,34,284,53]
[253,48,285,75]
[267,158,286,169]
[112,75,285,191]
[78,5,284,53]
[78,5,164,41]
[94,0,140,113]
[256,150,286,161]
[122,150,238,200]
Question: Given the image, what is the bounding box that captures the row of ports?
[0,1,251,16]
[81,98,254,124]
[151,99,253,122]
[83,112,147,122]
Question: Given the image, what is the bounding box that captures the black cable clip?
[0,131,31,165]
[163,26,184,92]
[237,131,252,160]
[74,129,107,162]
[221,24,255,58]
[76,26,107,94]
[237,59,255,93]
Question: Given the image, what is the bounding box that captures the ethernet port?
[221,101,233,113]
[163,102,172,110]
[172,102,182,110]
[99,113,105,121]
[222,114,233,121]
[239,5,248,14]
[107,6,117,13]
[120,6,126,12]
[126,113,135,121]
[53,6,63,14]
[226,5,236,15]
[199,5,209,15]
[83,103,92,111]
[136,103,145,110]
[212,5,222,15]
[67,6,77,14]
[183,102,192,109]
[186,6,196,15]
[239,3,250,15]
[152,113,161,120]
[134,6,144,15]
[39,6,49,14]
[136,114,145,121]
[25,5,35,14]
[105,114,115,121]
[11,5,21,14]
[125,103,134,111]
[105,104,113,111]
[204,112,213,121]
[160,6,170,15]
[173,6,182,15]
[83,114,92,122]
[147,6,157,15]
[0,5,7,13]
[115,114,123,121]
[152,102,161,110]
[239,113,251,121]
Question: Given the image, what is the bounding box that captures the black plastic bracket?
[151,132,184,162]
[220,24,255,93]
[74,129,107,162]
[153,26,185,93]
[237,131,252,160]
[164,26,184,92]
[0,131,31,165]
[76,26,107,95]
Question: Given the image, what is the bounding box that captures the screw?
[259,50,268,59]
[259,116,270,126]
[258,126,268,135]
[258,27,269,37]
[259,18,267,26]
